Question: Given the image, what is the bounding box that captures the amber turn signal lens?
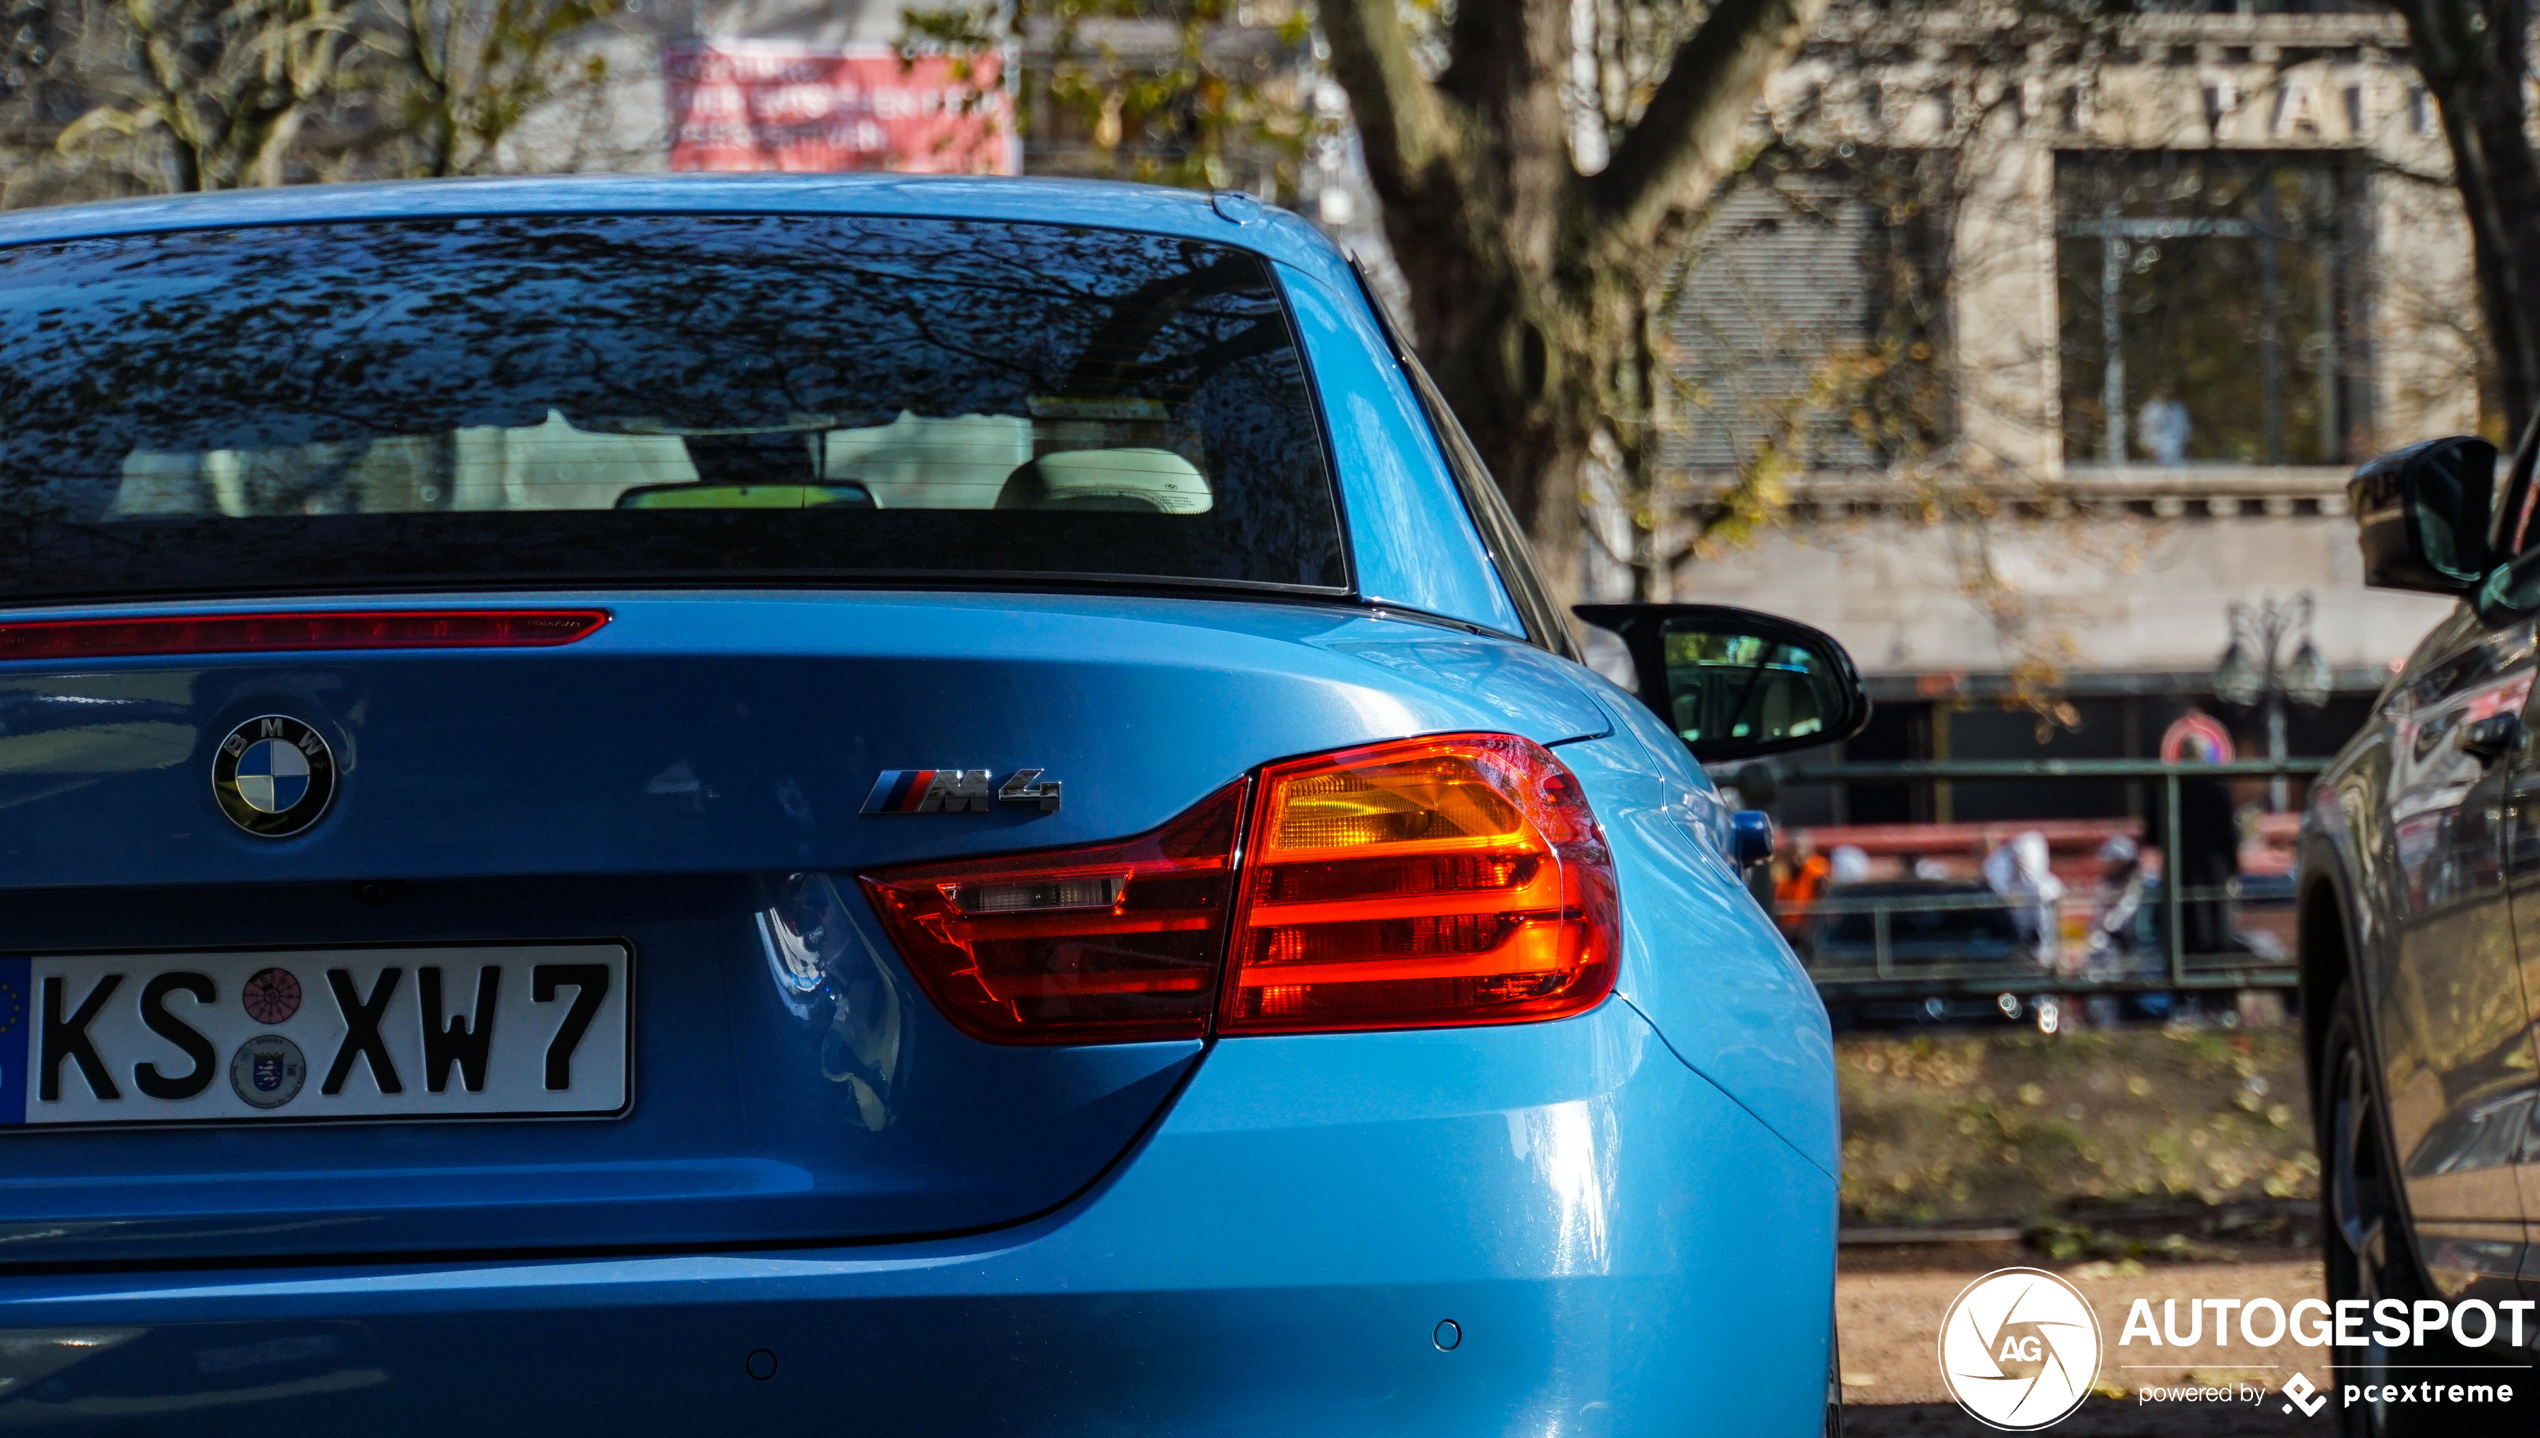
[1220,734,1617,1034]
[860,783,1246,1044]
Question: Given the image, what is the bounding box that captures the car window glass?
[0,214,1345,600]
[1346,261,1577,658]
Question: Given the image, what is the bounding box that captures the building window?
[1667,152,1951,473]
[2056,151,2369,467]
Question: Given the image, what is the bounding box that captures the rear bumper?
[0,999,1836,1435]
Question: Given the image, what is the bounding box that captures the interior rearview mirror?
[1573,603,1871,763]
[2349,435,2495,595]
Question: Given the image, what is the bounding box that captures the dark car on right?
[2300,430,2540,1435]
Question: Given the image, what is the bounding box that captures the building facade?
[1637,2,2469,821]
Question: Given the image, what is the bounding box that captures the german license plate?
[0,944,631,1127]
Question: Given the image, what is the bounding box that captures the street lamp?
[2215,593,2331,809]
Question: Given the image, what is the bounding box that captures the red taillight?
[1220,734,1617,1033]
[0,609,610,661]
[860,734,1618,1045]
[860,783,1246,1044]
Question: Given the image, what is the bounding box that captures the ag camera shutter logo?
[1938,1267,2103,1430]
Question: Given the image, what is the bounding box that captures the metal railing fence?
[1770,758,2325,998]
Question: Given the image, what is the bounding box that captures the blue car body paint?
[0,175,1836,1433]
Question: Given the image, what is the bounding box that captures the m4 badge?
[862,768,1063,815]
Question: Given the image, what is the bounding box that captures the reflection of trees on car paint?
[0,215,1345,597]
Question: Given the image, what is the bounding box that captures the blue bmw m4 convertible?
[0,176,1859,1433]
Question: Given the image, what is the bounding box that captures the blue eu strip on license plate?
[0,945,631,1128]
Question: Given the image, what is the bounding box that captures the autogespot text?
[2116,1295,2536,1351]
[2119,1297,2524,1416]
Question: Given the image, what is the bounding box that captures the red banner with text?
[666,42,1014,175]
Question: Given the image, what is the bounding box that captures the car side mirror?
[1573,602,1871,763]
[2350,435,2495,595]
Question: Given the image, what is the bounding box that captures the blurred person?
[1773,833,1830,950]
[2157,706,2246,958]
[2087,835,2150,971]
[2138,383,2190,466]
[1828,845,1871,886]
[1983,830,2064,969]
[1725,760,1778,817]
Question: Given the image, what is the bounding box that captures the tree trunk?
[1320,0,1829,602]
[2392,0,2540,437]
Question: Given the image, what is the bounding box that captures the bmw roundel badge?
[212,715,338,837]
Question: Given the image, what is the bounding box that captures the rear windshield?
[0,214,1346,602]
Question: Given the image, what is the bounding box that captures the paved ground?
[1838,1245,2332,1436]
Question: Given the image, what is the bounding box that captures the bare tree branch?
[1589,0,1828,258]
